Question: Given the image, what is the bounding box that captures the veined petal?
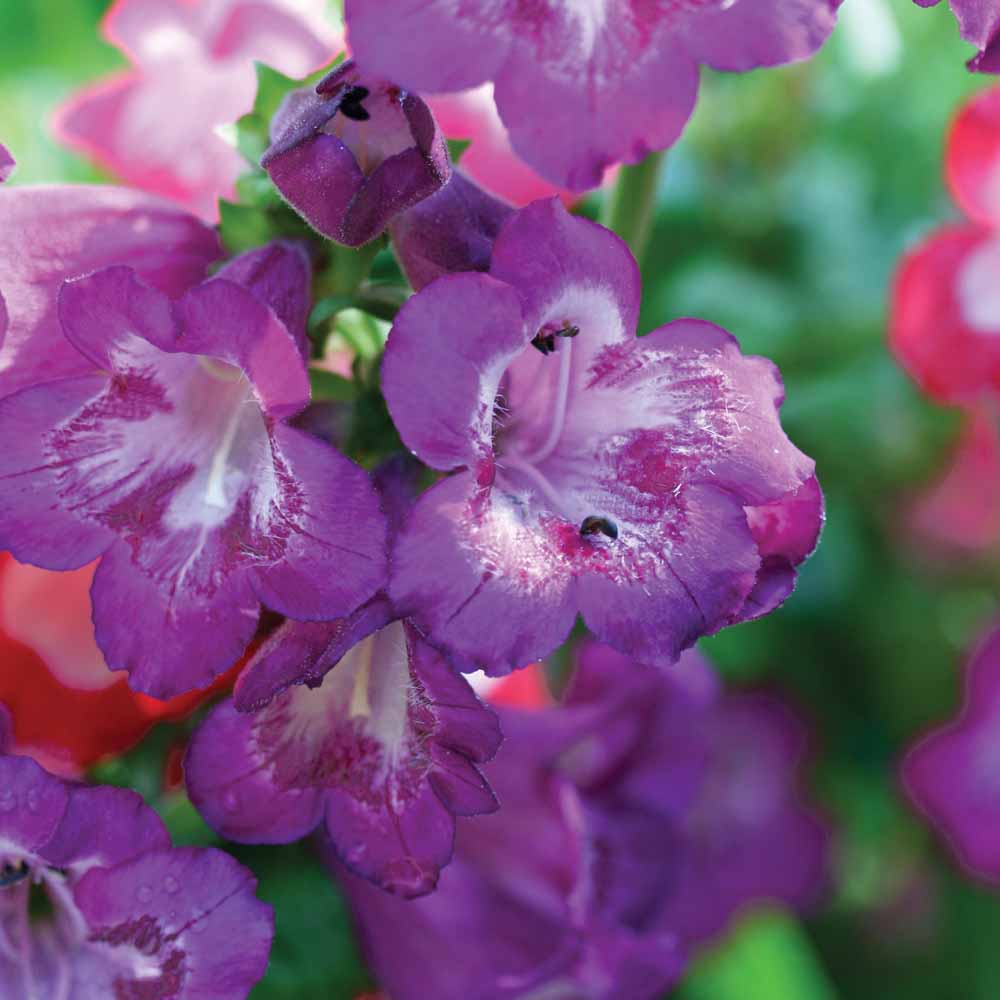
[0,185,219,398]
[186,619,499,896]
[383,273,527,470]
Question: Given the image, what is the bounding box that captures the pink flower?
[54,0,340,220]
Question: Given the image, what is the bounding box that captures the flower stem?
[598,151,666,267]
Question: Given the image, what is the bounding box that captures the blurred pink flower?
[426,86,578,207]
[908,405,1000,556]
[54,0,341,220]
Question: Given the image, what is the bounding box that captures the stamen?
[204,398,247,508]
[530,322,578,355]
[500,453,566,514]
[518,332,573,467]
[0,861,29,889]
[580,516,618,540]
[339,86,371,122]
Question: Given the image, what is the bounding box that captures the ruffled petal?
[683,0,841,72]
[382,273,527,469]
[187,619,499,896]
[246,423,388,621]
[489,198,640,336]
[389,473,579,674]
[39,785,170,872]
[0,754,69,852]
[0,185,219,398]
[73,846,273,1000]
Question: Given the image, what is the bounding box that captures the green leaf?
[218,200,273,256]
[447,137,472,165]
[238,844,372,1000]
[681,907,838,1000]
[309,368,358,403]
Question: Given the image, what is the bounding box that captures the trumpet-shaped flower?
[382,199,820,674]
[185,461,501,898]
[54,0,338,219]
[0,243,386,698]
[0,736,272,999]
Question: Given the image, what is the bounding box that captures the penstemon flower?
[263,60,451,246]
[332,642,827,999]
[904,624,1000,881]
[382,198,821,674]
[345,0,842,190]
[892,84,1000,404]
[0,714,272,998]
[54,0,338,219]
[185,460,502,898]
[0,243,387,697]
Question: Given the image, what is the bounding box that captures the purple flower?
[917,0,1000,71]
[0,242,387,698]
[345,0,842,190]
[0,184,220,400]
[331,642,827,999]
[903,623,1000,881]
[262,60,450,246]
[382,198,820,676]
[0,738,272,998]
[389,170,514,291]
[184,461,502,898]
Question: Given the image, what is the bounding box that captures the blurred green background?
[2,0,998,997]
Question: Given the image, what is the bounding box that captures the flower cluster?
[0,0,846,994]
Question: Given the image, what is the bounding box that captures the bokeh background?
[2,1,997,996]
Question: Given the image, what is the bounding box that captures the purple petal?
[388,472,579,674]
[684,0,843,72]
[389,170,514,291]
[39,785,170,873]
[174,277,310,419]
[214,240,312,358]
[233,597,396,712]
[489,198,641,336]
[247,423,388,621]
[0,185,219,398]
[0,754,68,852]
[383,273,527,470]
[0,376,117,570]
[73,846,273,1000]
[188,619,499,897]
[91,540,261,697]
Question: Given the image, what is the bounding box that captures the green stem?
[598,151,666,267]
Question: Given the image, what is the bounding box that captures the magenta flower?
[0,183,220,400]
[345,0,842,191]
[891,85,1000,405]
[262,60,450,246]
[54,0,338,220]
[382,199,820,675]
[332,641,827,999]
[904,624,1000,882]
[184,461,501,898]
[0,243,387,698]
[0,728,272,998]
[917,0,1000,71]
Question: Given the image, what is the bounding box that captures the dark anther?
[531,332,557,355]
[339,86,371,122]
[531,322,579,355]
[580,516,618,540]
[0,861,30,889]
